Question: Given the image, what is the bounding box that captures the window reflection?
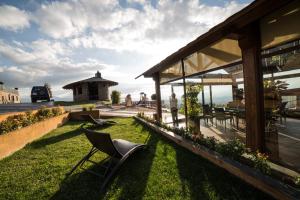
[183,64,246,143]
[262,40,300,172]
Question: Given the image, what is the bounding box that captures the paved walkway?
[0,102,54,114]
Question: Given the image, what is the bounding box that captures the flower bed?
[0,107,64,135]
[0,108,69,159]
[135,113,300,200]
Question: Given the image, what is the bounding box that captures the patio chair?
[67,127,146,191]
[214,107,233,131]
[202,104,214,125]
[81,114,117,126]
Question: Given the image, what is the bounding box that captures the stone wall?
[0,113,69,159]
[73,83,89,102]
[98,83,109,101]
[72,82,111,102]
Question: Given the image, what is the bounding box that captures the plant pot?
[265,128,279,161]
[69,110,100,120]
[188,118,201,135]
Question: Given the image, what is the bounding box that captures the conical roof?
[63,71,118,89]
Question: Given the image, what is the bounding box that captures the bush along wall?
[0,107,64,135]
[135,112,300,187]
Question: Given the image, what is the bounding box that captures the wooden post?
[201,77,205,106]
[209,85,213,108]
[154,73,162,121]
[232,79,238,101]
[238,22,265,152]
[181,59,188,128]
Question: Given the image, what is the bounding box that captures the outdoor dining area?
[138,0,300,173]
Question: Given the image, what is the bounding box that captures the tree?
[111,90,121,104]
[44,83,52,98]
[151,94,156,100]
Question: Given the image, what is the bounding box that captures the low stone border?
[0,106,65,122]
[134,116,300,200]
[0,113,69,159]
[69,110,100,120]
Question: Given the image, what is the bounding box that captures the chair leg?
[66,147,98,177]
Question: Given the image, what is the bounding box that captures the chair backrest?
[203,104,211,115]
[81,115,97,124]
[81,127,123,158]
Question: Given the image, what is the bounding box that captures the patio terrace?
[0,117,273,200]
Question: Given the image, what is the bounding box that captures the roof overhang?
[136,0,296,79]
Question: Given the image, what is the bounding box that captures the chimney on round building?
[95,71,101,78]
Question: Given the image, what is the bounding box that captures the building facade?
[0,82,20,104]
[138,0,300,173]
[63,71,118,102]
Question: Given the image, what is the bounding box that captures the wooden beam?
[239,22,265,152]
[181,59,188,128]
[154,73,162,121]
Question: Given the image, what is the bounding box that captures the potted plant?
[185,84,202,135]
[264,79,288,160]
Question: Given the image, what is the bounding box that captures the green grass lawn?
[0,118,274,200]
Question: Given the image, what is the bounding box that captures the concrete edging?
[0,113,69,159]
[134,116,300,200]
[69,110,100,120]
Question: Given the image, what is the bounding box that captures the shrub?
[0,107,63,135]
[82,106,88,111]
[88,105,95,111]
[111,90,121,104]
[151,94,156,100]
[251,151,271,175]
[52,108,62,116]
[216,139,246,159]
[295,176,300,186]
[36,107,53,120]
[202,136,217,150]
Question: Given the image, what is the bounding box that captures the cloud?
[0,5,30,31]
[0,0,250,102]
[0,40,110,88]
[34,0,247,49]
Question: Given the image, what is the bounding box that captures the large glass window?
[183,64,246,143]
[262,40,300,172]
[160,79,185,128]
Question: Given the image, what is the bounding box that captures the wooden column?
[201,77,205,105]
[209,85,213,108]
[181,59,188,128]
[238,22,265,152]
[154,72,162,121]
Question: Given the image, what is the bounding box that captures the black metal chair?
[81,114,117,126]
[214,107,233,131]
[67,127,146,191]
[202,104,214,125]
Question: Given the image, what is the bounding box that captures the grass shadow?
[30,128,82,149]
[174,144,275,200]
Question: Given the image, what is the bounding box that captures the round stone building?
[63,71,118,102]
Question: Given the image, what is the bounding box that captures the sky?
[0,0,252,102]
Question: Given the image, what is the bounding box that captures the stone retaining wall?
[0,113,69,159]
